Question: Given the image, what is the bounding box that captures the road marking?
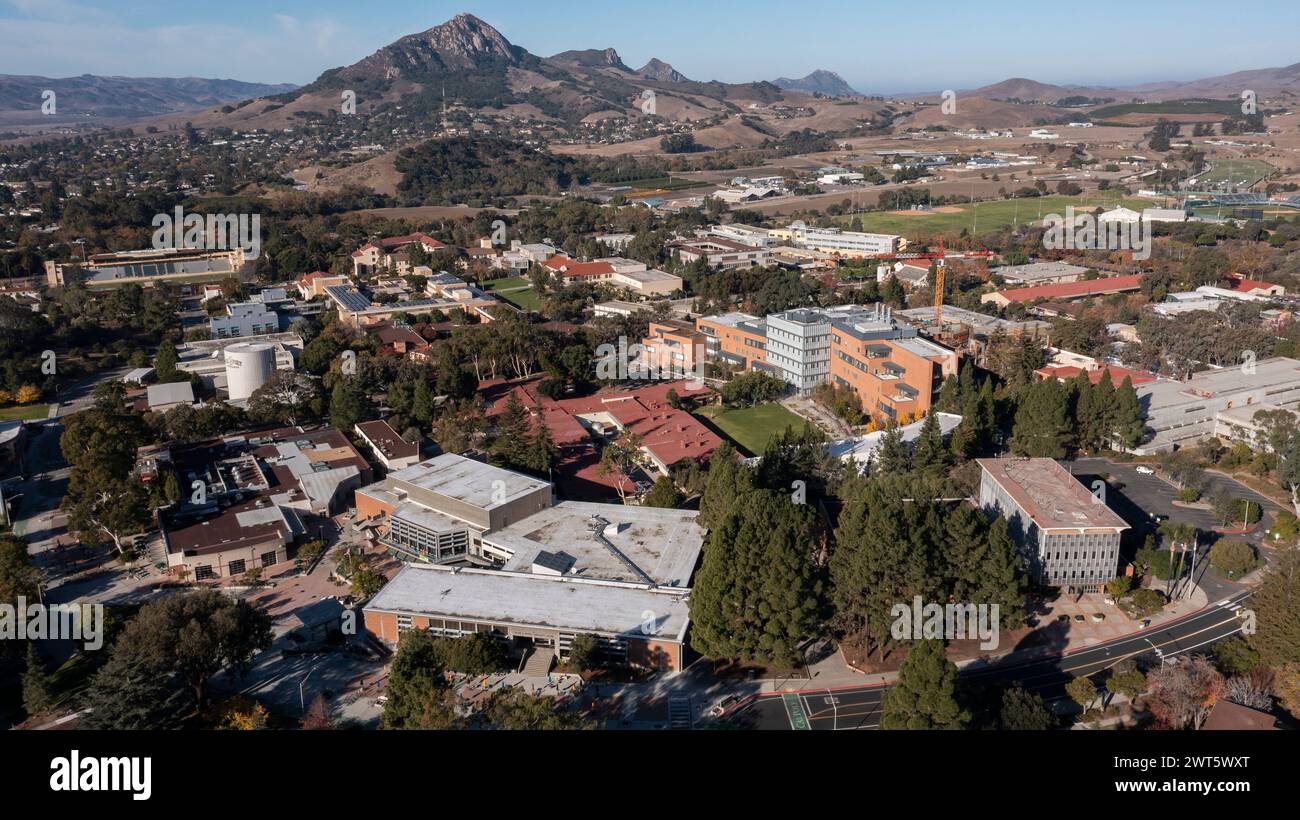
[782,692,811,730]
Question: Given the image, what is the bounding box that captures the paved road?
[743,588,1252,730]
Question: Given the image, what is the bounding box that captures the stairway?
[668,697,693,730]
[521,647,554,677]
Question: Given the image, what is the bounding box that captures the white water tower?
[225,342,276,401]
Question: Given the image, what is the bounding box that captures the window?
[228,559,246,576]
[261,550,278,567]
[195,565,214,581]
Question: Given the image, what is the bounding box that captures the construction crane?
[864,238,993,325]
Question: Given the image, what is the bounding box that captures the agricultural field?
[838,194,1155,239]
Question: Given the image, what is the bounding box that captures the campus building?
[768,221,902,258]
[357,454,706,670]
[697,304,958,423]
[150,426,370,580]
[977,458,1129,593]
[45,246,244,290]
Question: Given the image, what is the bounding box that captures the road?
[744,588,1252,730]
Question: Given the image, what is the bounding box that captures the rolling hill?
[0,74,296,124]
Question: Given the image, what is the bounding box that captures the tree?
[350,566,387,600]
[567,633,603,673]
[1111,376,1146,450]
[382,629,455,730]
[431,633,509,674]
[1274,662,1300,720]
[470,689,591,730]
[719,371,785,406]
[84,591,272,726]
[329,377,369,432]
[22,642,54,717]
[689,489,822,667]
[0,534,42,613]
[697,443,751,530]
[1146,655,1224,730]
[1208,538,1258,578]
[1213,636,1261,677]
[597,431,644,505]
[873,424,910,474]
[642,475,683,508]
[154,340,182,383]
[912,411,948,471]
[1066,676,1099,713]
[998,683,1055,730]
[1108,665,1149,703]
[1011,378,1071,458]
[246,370,321,426]
[880,639,969,729]
[1224,674,1273,711]
[1248,545,1300,666]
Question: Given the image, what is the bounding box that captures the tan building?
[46,246,244,289]
[354,419,421,471]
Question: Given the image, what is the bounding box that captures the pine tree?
[1011,378,1071,458]
[880,639,970,729]
[698,442,752,530]
[689,489,822,666]
[1111,375,1146,450]
[490,392,533,469]
[642,476,683,508]
[1248,545,1300,666]
[411,378,437,425]
[154,340,181,383]
[973,516,1027,630]
[912,412,948,471]
[874,424,910,474]
[524,420,558,475]
[999,683,1054,730]
[22,642,54,717]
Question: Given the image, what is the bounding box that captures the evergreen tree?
[1111,376,1146,450]
[329,377,369,431]
[912,411,948,472]
[689,489,822,667]
[755,422,827,497]
[880,639,969,729]
[382,629,454,730]
[697,442,752,530]
[411,377,437,425]
[22,642,54,717]
[1011,378,1071,458]
[998,683,1054,730]
[435,354,477,402]
[1248,545,1300,666]
[524,420,559,476]
[490,392,534,469]
[642,475,684,508]
[154,340,181,383]
[874,424,910,474]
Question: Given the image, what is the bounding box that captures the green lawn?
[1193,159,1276,189]
[482,276,541,311]
[695,403,806,457]
[839,195,1155,240]
[0,404,50,421]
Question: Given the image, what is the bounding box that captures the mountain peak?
[639,58,690,83]
[548,47,630,71]
[774,69,859,97]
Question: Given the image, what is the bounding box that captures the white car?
[1135,466,1155,475]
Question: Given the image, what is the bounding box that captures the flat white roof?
[388,453,551,511]
[365,564,692,642]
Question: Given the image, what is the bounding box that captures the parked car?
[709,694,742,717]
[1135,466,1155,475]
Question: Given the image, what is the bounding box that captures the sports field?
[481,276,541,311]
[1194,159,1275,189]
[838,195,1154,239]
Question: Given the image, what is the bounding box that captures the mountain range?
[774,70,861,97]
[0,74,296,125]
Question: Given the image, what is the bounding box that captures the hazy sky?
[2,0,1297,92]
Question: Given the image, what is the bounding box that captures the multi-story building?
[696,304,958,422]
[638,319,708,380]
[351,233,447,277]
[768,221,902,258]
[45,246,244,290]
[357,454,707,671]
[667,237,771,269]
[977,458,1129,593]
[210,301,280,339]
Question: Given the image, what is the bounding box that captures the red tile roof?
[1035,364,1157,386]
[540,255,616,278]
[1227,273,1280,294]
[991,273,1144,303]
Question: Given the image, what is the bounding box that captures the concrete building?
[210,301,280,339]
[667,237,771,269]
[175,332,300,397]
[45,246,243,290]
[1135,358,1300,453]
[977,458,1129,593]
[357,454,707,670]
[145,381,196,413]
[994,261,1091,285]
[772,221,902,258]
[982,274,1145,308]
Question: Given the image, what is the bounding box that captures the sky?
[2,0,1298,93]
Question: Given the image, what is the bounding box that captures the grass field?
[695,403,806,457]
[1193,159,1276,189]
[0,403,50,421]
[838,195,1154,239]
[481,276,541,311]
[1089,98,1240,120]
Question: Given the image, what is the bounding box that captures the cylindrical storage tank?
[225,342,276,401]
